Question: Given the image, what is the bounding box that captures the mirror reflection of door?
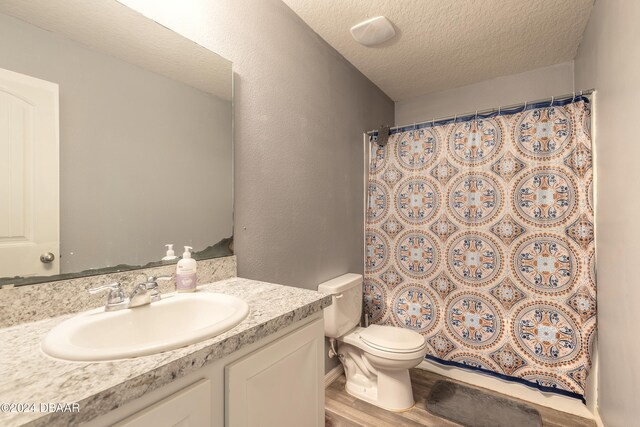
[0,67,59,277]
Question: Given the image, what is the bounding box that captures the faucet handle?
[144,275,171,290]
[88,282,126,309]
[144,275,171,302]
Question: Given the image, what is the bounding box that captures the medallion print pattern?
[365,99,595,399]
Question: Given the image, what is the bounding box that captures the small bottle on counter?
[176,246,197,292]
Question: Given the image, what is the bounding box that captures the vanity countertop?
[0,278,332,427]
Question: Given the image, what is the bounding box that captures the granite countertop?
[0,278,332,427]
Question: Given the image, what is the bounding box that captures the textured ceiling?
[282,0,593,101]
[0,0,232,100]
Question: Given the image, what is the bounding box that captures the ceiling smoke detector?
[350,16,396,47]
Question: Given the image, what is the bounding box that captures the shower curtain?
[364,97,595,400]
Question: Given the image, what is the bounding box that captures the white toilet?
[319,273,427,411]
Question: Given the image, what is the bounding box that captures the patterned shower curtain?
[364,97,595,400]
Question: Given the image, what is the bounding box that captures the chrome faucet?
[89,276,172,311]
[128,276,171,308]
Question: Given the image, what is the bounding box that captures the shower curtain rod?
[366,88,595,135]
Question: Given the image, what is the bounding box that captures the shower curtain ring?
[432,118,435,127]
[523,101,527,112]
[572,92,576,102]
[475,110,478,121]
[550,96,554,107]
[453,114,457,123]
[497,106,501,115]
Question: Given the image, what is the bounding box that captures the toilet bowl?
[337,325,427,410]
[319,274,427,411]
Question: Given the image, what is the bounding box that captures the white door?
[0,67,59,278]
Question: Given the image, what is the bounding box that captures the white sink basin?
[42,292,249,361]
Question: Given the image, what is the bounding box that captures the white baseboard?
[324,363,344,388]
[593,407,605,427]
[418,360,595,420]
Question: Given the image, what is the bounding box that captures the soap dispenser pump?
[162,244,178,261]
[176,246,197,292]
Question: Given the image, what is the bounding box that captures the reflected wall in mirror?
[0,0,233,286]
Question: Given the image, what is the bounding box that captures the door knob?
[40,252,55,263]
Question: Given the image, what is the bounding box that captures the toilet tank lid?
[318,273,362,294]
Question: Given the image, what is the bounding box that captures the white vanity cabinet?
[84,313,324,427]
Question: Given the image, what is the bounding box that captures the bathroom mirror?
[0,0,233,287]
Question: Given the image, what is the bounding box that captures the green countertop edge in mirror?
[0,237,233,288]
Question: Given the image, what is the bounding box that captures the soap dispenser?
[162,244,178,261]
[176,246,197,292]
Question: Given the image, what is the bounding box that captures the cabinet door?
[226,318,324,427]
[114,379,211,427]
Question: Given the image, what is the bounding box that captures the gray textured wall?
[227,1,395,289]
[0,12,232,274]
[574,1,640,425]
[395,62,575,125]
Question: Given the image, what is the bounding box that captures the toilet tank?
[318,273,363,338]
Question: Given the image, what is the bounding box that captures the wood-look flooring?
[325,368,596,427]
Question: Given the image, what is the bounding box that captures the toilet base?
[335,328,427,412]
[342,363,416,411]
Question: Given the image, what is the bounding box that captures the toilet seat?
[340,326,427,360]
